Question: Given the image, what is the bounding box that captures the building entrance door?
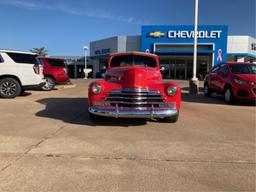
[160,59,186,79]
[175,60,186,79]
[159,55,212,80]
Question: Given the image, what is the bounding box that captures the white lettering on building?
[168,30,222,39]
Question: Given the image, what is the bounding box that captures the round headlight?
[92,84,102,94]
[166,86,177,96]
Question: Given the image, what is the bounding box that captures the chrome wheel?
[0,78,21,98]
[42,77,55,91]
[1,81,16,96]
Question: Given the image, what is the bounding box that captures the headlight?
[166,86,177,96]
[92,84,102,94]
[234,78,247,85]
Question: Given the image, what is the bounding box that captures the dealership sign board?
[141,25,228,65]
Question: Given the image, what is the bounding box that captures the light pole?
[83,46,88,79]
[189,0,199,94]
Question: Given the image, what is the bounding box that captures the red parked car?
[38,57,69,91]
[88,52,181,122]
[204,62,256,103]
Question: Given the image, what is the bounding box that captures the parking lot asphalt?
[0,79,255,192]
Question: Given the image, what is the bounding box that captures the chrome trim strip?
[111,89,160,94]
[96,101,175,105]
[121,88,150,93]
[89,106,178,119]
[109,93,162,97]
[106,96,163,100]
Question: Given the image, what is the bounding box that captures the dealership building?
[89,25,256,79]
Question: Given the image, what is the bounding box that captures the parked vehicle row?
[88,52,255,123]
[0,49,70,98]
[1,49,255,124]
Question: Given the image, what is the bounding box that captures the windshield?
[230,64,256,74]
[110,55,157,68]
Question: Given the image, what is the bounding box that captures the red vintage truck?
[88,52,181,122]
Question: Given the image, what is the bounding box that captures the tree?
[31,47,48,56]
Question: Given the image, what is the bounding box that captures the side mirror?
[160,66,165,71]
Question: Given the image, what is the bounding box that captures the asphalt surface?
[0,79,255,192]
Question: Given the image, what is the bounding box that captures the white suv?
[0,50,45,98]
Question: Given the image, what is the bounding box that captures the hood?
[105,66,162,88]
[235,74,256,82]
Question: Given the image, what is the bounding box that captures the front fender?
[88,80,121,106]
[145,81,181,109]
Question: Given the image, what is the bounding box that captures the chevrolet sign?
[168,30,222,39]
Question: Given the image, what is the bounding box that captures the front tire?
[0,78,21,98]
[224,87,233,104]
[42,76,55,91]
[204,83,212,97]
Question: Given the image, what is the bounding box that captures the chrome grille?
[106,88,164,108]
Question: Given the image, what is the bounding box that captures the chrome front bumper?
[89,106,178,119]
